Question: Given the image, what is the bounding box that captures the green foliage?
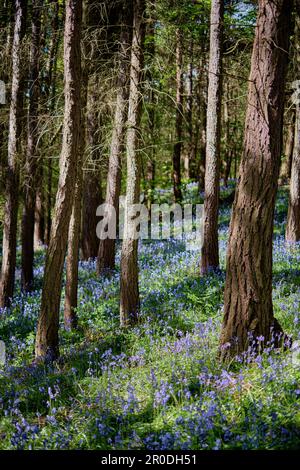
[0,189,299,449]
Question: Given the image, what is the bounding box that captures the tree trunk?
[81,80,103,261]
[64,138,84,329]
[0,0,27,308]
[222,79,230,187]
[286,105,300,241]
[172,29,183,203]
[43,0,60,246]
[97,3,133,275]
[145,10,156,206]
[34,184,45,248]
[286,7,300,241]
[201,0,223,274]
[220,0,291,360]
[35,0,82,361]
[64,1,90,329]
[0,2,14,197]
[279,109,295,185]
[197,58,207,193]
[120,0,145,326]
[21,0,42,292]
[185,40,196,180]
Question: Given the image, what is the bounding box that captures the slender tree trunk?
[224,150,233,187]
[185,40,196,180]
[222,80,230,187]
[233,148,237,179]
[34,185,45,248]
[286,105,300,241]
[0,0,27,308]
[81,81,103,260]
[0,2,14,194]
[43,0,60,246]
[64,126,85,329]
[35,0,82,361]
[97,3,133,274]
[220,0,291,360]
[172,29,183,202]
[64,0,89,328]
[120,0,145,326]
[45,161,52,245]
[279,109,295,185]
[201,0,223,274]
[21,0,42,292]
[198,59,207,193]
[286,7,300,241]
[145,11,156,205]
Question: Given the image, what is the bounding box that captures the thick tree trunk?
[120,0,145,326]
[201,0,223,274]
[220,0,291,360]
[286,10,300,242]
[172,29,183,202]
[21,0,42,292]
[0,0,27,308]
[35,0,82,361]
[97,3,132,274]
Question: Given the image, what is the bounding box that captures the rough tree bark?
[0,0,27,308]
[119,0,145,326]
[220,0,291,360]
[35,0,82,360]
[286,7,300,241]
[21,0,42,292]
[172,29,183,203]
[201,0,223,274]
[97,2,133,274]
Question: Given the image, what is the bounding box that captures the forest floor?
[0,183,300,449]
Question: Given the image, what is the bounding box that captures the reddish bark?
[220,0,291,359]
